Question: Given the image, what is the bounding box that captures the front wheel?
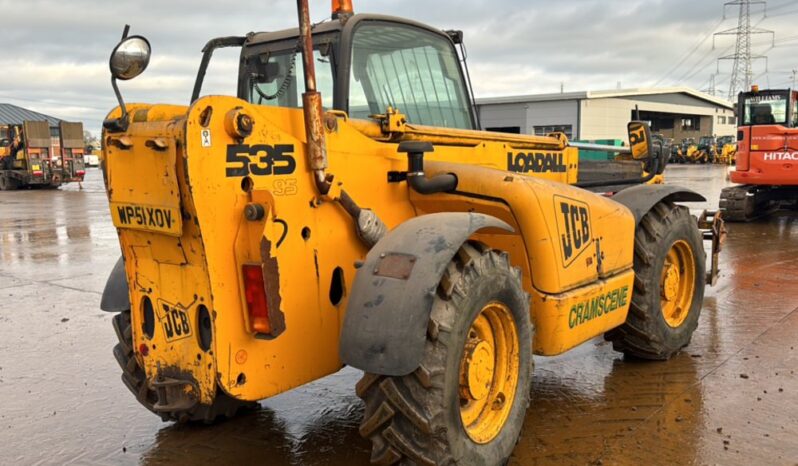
[357,242,532,465]
[605,202,705,360]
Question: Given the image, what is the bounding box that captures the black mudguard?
[100,256,130,312]
[612,184,705,225]
[340,213,512,376]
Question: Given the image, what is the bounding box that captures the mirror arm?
[103,76,130,133]
[103,25,139,133]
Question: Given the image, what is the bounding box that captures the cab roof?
[244,13,450,47]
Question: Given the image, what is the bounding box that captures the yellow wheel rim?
[660,240,696,328]
[459,302,520,444]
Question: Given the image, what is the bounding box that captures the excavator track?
[719,185,780,222]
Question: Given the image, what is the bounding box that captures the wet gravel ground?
[1,165,796,465]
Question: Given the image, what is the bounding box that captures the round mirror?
[109,36,151,80]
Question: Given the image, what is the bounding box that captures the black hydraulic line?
[338,189,362,218]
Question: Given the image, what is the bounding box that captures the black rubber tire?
[605,202,705,360]
[356,242,532,465]
[0,174,17,191]
[112,310,257,423]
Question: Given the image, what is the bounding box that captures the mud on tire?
[605,201,705,360]
[112,310,257,423]
[356,242,533,465]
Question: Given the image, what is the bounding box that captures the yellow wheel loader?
[716,135,737,165]
[99,2,721,463]
[694,136,717,164]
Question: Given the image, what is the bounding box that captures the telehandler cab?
[99,2,721,464]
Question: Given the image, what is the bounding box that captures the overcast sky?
[1,0,797,135]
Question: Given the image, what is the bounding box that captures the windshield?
[742,92,789,125]
[718,136,734,145]
[698,136,714,145]
[246,43,334,109]
[349,22,473,129]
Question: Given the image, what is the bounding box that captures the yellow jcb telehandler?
[99,2,722,464]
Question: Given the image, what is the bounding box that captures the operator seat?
[751,104,775,125]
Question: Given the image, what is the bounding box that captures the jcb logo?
[226,144,297,177]
[158,301,192,342]
[554,196,592,267]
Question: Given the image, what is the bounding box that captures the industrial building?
[476,87,736,142]
[0,103,65,150]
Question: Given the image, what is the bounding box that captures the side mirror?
[104,26,150,132]
[627,121,664,174]
[627,121,651,160]
[110,36,151,80]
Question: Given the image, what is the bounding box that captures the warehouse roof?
[0,103,62,126]
[476,87,735,110]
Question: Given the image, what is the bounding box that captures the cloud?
[0,0,795,134]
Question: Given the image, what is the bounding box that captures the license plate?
[110,202,182,236]
[157,300,192,342]
[31,164,40,170]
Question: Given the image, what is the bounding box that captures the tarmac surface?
[0,164,796,465]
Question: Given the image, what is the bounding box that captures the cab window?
[349,22,473,129]
[246,43,334,109]
[742,93,788,125]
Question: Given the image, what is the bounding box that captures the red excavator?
[720,86,798,221]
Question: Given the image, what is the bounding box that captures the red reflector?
[76,170,85,176]
[32,171,43,176]
[139,343,149,356]
[243,264,271,334]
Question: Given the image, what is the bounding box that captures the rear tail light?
[76,170,85,176]
[243,264,271,334]
[32,170,43,177]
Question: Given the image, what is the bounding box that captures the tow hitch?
[151,373,199,413]
[697,210,726,286]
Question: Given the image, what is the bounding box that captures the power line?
[653,17,727,87]
[714,0,775,99]
[764,0,798,13]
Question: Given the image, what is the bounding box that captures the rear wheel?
[112,310,257,423]
[357,242,532,465]
[0,174,18,190]
[606,202,705,360]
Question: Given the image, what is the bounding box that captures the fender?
[100,256,130,312]
[340,212,512,376]
[611,184,705,225]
